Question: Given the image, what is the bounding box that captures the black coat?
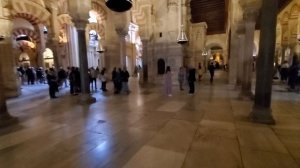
[188,68,196,82]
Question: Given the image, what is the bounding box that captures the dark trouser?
[179,80,184,90]
[49,84,56,98]
[90,78,97,90]
[101,82,107,91]
[189,81,195,94]
[70,82,74,94]
[210,72,214,83]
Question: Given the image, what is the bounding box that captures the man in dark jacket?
[208,62,215,84]
[122,68,130,94]
[47,68,58,99]
[188,67,196,94]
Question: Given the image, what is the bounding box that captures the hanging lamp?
[177,0,188,44]
[177,25,188,44]
[105,0,133,12]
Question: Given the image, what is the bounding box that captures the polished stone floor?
[1,71,300,168]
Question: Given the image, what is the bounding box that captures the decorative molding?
[12,27,40,43]
[57,14,74,28]
[11,0,51,25]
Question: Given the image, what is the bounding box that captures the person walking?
[100,68,108,92]
[122,67,130,94]
[188,67,196,94]
[165,66,172,97]
[208,62,215,84]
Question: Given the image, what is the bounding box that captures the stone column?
[250,0,278,124]
[228,26,239,85]
[46,4,60,68]
[66,25,79,67]
[239,9,258,99]
[118,32,127,68]
[0,16,21,97]
[0,39,18,126]
[236,23,246,87]
[35,24,46,67]
[75,21,96,103]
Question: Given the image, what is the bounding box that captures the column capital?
[74,20,88,30]
[167,0,178,7]
[240,0,261,22]
[243,8,259,22]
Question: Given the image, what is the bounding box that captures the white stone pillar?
[66,25,79,67]
[240,9,258,98]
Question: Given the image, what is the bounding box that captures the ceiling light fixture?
[105,0,132,12]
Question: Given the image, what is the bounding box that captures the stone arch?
[290,4,299,18]
[206,43,223,50]
[282,12,290,23]
[11,0,51,25]
[91,1,108,23]
[12,28,40,43]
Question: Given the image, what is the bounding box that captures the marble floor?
[1,71,300,168]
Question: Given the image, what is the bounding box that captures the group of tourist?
[278,55,300,92]
[17,66,47,85]
[165,62,216,97]
[44,66,132,99]
[87,67,131,94]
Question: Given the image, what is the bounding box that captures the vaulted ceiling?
[190,0,292,35]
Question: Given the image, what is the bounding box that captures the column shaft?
[237,34,245,86]
[251,0,278,124]
[120,36,127,68]
[77,29,90,94]
[241,21,255,98]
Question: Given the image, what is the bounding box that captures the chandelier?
[177,0,188,44]
[105,0,133,12]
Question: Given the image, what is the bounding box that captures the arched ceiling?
[190,0,292,35]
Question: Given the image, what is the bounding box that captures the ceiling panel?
[190,0,292,35]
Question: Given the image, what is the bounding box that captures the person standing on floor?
[178,67,186,91]
[121,67,130,94]
[89,67,98,91]
[208,62,215,84]
[47,68,58,99]
[165,66,172,97]
[188,67,196,94]
[100,68,108,92]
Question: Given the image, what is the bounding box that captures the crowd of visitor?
[277,55,300,92]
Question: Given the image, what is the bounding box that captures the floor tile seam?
[228,91,247,168]
[271,127,300,167]
[178,125,200,168]
[0,124,64,152]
